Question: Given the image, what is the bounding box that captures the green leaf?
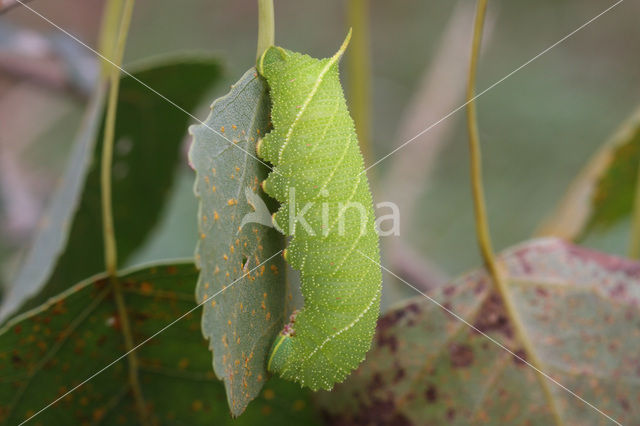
[189,68,287,416]
[1,54,223,320]
[538,108,640,241]
[0,262,319,425]
[0,84,106,320]
[586,111,640,234]
[318,238,639,424]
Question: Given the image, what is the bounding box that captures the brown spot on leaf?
[11,354,22,365]
[535,286,549,298]
[192,400,203,411]
[263,388,275,400]
[378,309,407,330]
[406,303,420,314]
[93,278,109,290]
[473,292,513,339]
[447,408,456,421]
[449,343,474,368]
[139,281,153,295]
[368,373,383,393]
[377,333,398,353]
[322,394,411,426]
[620,398,630,412]
[512,349,527,366]
[393,367,405,383]
[425,384,438,403]
[443,285,455,296]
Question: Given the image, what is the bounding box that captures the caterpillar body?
[257,32,382,391]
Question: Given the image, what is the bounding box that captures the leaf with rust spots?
[538,108,640,242]
[318,238,640,425]
[1,54,223,321]
[188,68,288,416]
[0,262,318,425]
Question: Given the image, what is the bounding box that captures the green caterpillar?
[256,32,382,391]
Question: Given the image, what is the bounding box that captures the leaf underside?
[189,68,288,416]
[318,238,640,425]
[1,55,223,321]
[0,262,318,425]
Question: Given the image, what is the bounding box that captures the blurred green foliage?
[6,0,640,278]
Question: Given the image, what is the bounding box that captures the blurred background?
[1,0,639,303]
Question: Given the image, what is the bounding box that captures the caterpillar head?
[267,310,298,375]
